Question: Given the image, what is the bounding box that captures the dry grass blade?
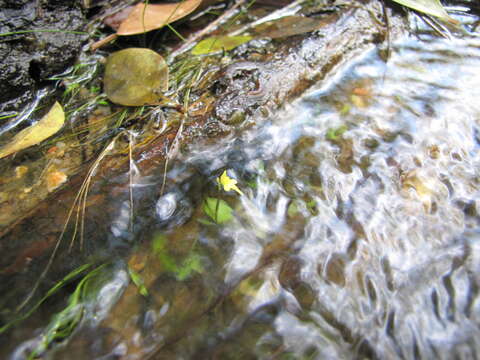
[117,0,202,36]
[16,137,119,312]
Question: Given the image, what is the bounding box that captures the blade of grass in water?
[0,263,94,334]
[27,264,108,359]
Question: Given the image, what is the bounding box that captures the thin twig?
[90,33,118,51]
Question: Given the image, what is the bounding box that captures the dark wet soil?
[0,0,87,117]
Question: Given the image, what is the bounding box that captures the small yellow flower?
[217,170,244,196]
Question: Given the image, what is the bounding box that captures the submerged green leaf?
[203,197,233,224]
[287,201,299,217]
[151,233,203,280]
[104,48,168,106]
[192,35,252,55]
[390,0,458,24]
[176,254,203,281]
[152,233,178,273]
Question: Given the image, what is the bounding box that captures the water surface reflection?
[9,36,480,360]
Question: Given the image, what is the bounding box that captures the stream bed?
[3,22,480,360]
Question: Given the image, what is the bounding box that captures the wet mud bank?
[0,0,88,116]
[0,0,409,337]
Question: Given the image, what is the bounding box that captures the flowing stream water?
[4,27,480,360]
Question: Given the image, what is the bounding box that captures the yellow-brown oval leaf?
[104,48,169,106]
[0,102,65,159]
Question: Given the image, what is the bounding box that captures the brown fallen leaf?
[0,102,65,159]
[104,6,135,30]
[92,0,202,50]
[117,0,202,36]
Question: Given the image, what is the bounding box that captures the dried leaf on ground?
[117,0,202,36]
[390,0,459,24]
[0,102,64,159]
[104,48,169,106]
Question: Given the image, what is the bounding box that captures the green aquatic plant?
[26,264,109,359]
[0,263,94,335]
[128,267,149,297]
[152,233,204,280]
[203,197,234,224]
[326,125,348,142]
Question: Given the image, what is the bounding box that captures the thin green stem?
[0,29,87,37]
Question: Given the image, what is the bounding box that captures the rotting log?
[0,0,408,305]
